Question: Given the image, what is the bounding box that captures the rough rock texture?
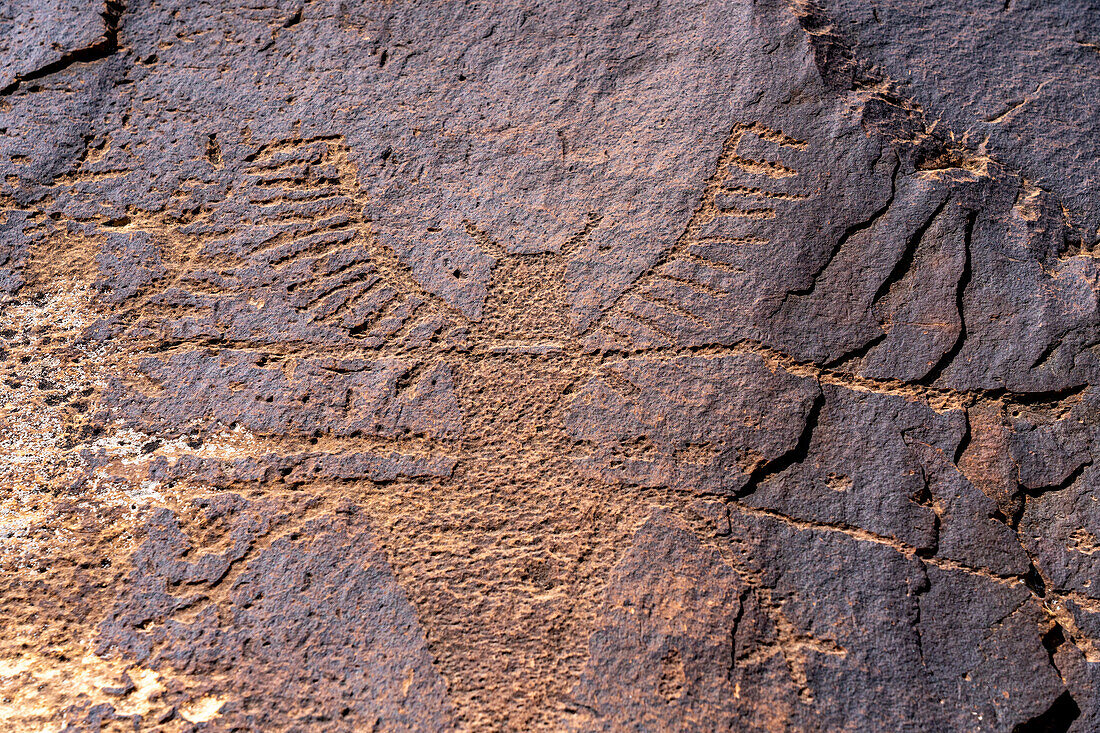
[1,0,1098,730]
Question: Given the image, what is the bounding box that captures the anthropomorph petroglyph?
[2,0,1099,729]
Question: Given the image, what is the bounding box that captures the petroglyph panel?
[1,0,1098,729]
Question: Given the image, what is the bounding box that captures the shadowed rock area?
[1,0,1098,730]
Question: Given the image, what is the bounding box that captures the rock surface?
[1,0,1098,730]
